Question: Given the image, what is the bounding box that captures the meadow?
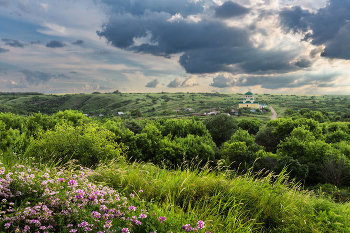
[1,92,350,232]
[1,92,350,121]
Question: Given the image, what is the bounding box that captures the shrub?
[25,123,125,167]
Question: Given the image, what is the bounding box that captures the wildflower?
[130,193,134,198]
[91,211,101,219]
[78,221,88,227]
[4,223,10,229]
[139,190,143,193]
[139,213,147,219]
[100,205,109,213]
[2,199,7,203]
[182,224,192,232]
[134,220,142,225]
[68,180,77,187]
[159,216,166,223]
[197,220,205,229]
[121,228,130,233]
[75,189,84,199]
[58,178,65,182]
[104,220,112,228]
[69,229,77,233]
[129,206,137,211]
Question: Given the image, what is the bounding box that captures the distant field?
[1,92,350,121]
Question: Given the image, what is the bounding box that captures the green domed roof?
[244,91,253,95]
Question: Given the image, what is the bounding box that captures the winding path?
[269,106,277,120]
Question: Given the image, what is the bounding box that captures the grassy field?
[2,152,350,232]
[1,92,350,121]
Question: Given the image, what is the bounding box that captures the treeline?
[2,110,350,188]
[285,108,350,122]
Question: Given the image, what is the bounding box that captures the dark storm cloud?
[98,1,305,76]
[214,1,250,18]
[1,38,25,47]
[100,0,205,17]
[279,6,311,34]
[179,46,300,74]
[0,47,9,53]
[145,79,160,88]
[294,58,312,68]
[21,70,53,86]
[279,0,350,59]
[46,40,66,48]
[210,72,341,89]
[98,12,249,56]
[72,39,84,45]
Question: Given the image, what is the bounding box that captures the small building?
[239,89,267,109]
[117,112,124,115]
[208,111,220,115]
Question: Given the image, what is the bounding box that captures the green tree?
[204,114,238,146]
[277,126,334,164]
[25,123,125,167]
[221,141,247,167]
[131,109,142,117]
[274,156,309,182]
[228,128,255,147]
[237,119,262,135]
[255,126,280,153]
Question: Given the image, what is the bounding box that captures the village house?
[239,89,267,109]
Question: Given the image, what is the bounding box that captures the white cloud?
[40,3,49,12]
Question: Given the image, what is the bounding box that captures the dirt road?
[269,106,277,120]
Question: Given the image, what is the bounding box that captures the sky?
[0,0,350,94]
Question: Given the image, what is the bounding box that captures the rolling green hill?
[1,92,350,121]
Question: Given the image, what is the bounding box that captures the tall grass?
[91,160,350,232]
[2,151,350,232]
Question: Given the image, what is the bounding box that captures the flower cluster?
[0,163,211,233]
[0,164,149,232]
[181,221,208,232]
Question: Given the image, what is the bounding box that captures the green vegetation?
[2,91,350,232]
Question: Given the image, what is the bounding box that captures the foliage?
[25,123,125,167]
[255,126,280,153]
[92,160,350,232]
[204,114,238,146]
[237,118,262,135]
[0,163,213,233]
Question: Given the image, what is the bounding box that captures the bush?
[204,114,238,146]
[237,119,262,135]
[255,126,279,153]
[25,123,125,167]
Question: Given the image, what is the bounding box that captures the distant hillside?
[1,92,350,120]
